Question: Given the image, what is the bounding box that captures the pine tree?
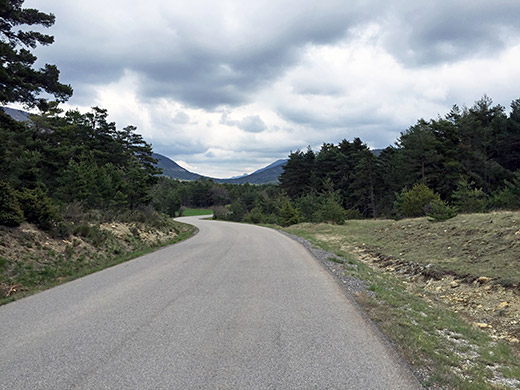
[0,0,72,110]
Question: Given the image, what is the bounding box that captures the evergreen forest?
[1,1,520,231]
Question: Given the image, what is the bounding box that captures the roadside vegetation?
[180,208,213,217]
[284,212,520,389]
[0,206,195,305]
[0,2,197,303]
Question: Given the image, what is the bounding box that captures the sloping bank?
[283,211,520,390]
[0,217,195,305]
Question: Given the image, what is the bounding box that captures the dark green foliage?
[277,96,520,220]
[16,185,60,229]
[151,177,182,217]
[394,184,438,218]
[277,199,300,227]
[0,106,161,228]
[0,0,72,110]
[451,179,488,213]
[427,199,458,222]
[243,206,265,224]
[314,197,346,225]
[344,209,364,220]
[489,171,520,210]
[0,180,24,226]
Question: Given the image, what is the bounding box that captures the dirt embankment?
[0,221,184,300]
[355,246,520,346]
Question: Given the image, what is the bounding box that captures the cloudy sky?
[21,0,520,178]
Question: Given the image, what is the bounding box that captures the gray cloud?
[20,0,520,177]
[379,1,520,66]
[220,113,267,133]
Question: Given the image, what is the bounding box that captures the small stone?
[474,322,492,329]
[508,337,519,343]
[477,276,491,284]
[496,301,509,310]
[450,281,460,288]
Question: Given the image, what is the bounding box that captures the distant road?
[0,216,419,389]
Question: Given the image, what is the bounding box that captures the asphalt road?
[0,216,420,389]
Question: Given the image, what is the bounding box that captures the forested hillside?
[280,96,520,219]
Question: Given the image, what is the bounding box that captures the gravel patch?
[280,231,370,295]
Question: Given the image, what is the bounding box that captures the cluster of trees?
[3,2,519,231]
[280,96,520,220]
[0,1,161,230]
[151,95,520,227]
[0,106,161,229]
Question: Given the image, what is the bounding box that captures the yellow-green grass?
[284,211,520,389]
[0,220,196,305]
[288,211,520,287]
[180,208,213,217]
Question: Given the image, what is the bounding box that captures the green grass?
[288,211,520,287]
[180,208,213,217]
[284,215,520,389]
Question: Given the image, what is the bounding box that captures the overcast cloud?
[21,0,520,177]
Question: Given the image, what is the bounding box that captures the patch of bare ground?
[0,220,189,302]
[354,245,520,347]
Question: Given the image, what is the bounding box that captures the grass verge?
[284,213,520,389]
[180,208,213,217]
[0,220,196,305]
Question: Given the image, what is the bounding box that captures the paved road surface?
[0,216,420,389]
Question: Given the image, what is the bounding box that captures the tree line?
[160,95,520,226]
[2,1,519,230]
[279,96,520,220]
[0,1,161,231]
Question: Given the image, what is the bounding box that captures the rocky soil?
[354,245,520,347]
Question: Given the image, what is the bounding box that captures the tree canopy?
[0,0,72,110]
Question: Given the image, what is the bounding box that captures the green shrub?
[0,181,24,226]
[243,207,265,224]
[314,197,346,224]
[278,199,300,227]
[16,185,61,230]
[294,193,322,222]
[229,200,247,222]
[344,209,364,220]
[451,179,488,213]
[489,172,520,210]
[395,183,438,218]
[427,198,458,222]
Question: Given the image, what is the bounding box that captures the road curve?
[0,216,420,389]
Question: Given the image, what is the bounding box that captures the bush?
[344,209,364,220]
[427,199,458,222]
[17,185,61,230]
[278,199,300,227]
[294,193,322,222]
[488,172,520,210]
[395,183,438,218]
[314,197,346,224]
[229,200,247,222]
[0,181,24,227]
[451,179,488,213]
[212,206,230,220]
[243,207,265,224]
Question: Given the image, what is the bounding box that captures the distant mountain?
[153,153,287,184]
[217,159,287,184]
[152,153,202,181]
[1,107,30,121]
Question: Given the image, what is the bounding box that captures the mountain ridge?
[153,153,286,184]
